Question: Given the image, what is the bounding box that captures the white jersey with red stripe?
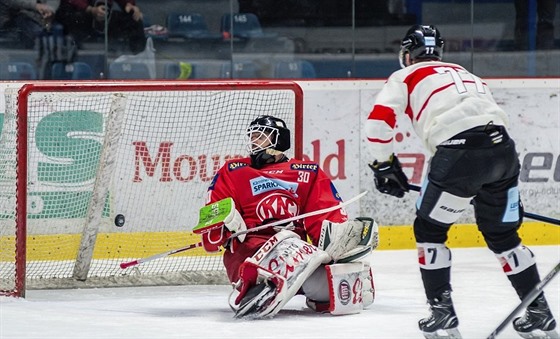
[365,60,509,162]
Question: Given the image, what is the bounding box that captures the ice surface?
[1,245,558,339]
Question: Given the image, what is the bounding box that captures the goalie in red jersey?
[193,115,378,319]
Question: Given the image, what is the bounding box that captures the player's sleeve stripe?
[365,119,393,143]
[367,137,393,143]
[367,105,396,128]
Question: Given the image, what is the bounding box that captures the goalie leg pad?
[361,263,376,309]
[319,262,376,315]
[230,230,331,319]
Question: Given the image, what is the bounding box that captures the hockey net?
[0,81,303,297]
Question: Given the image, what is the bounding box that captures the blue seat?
[51,62,94,80]
[0,62,37,80]
[220,61,259,79]
[220,13,273,39]
[109,62,151,79]
[167,12,220,40]
[273,60,316,79]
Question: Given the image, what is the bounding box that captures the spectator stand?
[220,13,292,53]
[109,61,152,79]
[51,62,94,80]
[0,61,37,80]
[273,60,316,78]
[162,60,224,79]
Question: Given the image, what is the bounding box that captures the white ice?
[1,245,558,339]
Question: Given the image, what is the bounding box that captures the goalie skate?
[234,279,285,319]
[513,294,559,339]
[419,291,462,339]
[231,261,287,319]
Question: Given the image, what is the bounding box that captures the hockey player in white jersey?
[365,25,558,339]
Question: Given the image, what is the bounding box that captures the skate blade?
[234,287,275,319]
[517,328,560,339]
[422,328,462,339]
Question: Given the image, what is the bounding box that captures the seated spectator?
[0,0,55,48]
[55,0,146,53]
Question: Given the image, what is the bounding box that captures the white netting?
[0,83,301,295]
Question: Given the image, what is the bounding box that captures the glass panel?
[0,0,558,80]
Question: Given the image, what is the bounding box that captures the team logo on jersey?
[256,193,299,223]
[338,280,351,305]
[228,162,248,171]
[290,163,319,172]
[250,176,299,196]
[330,182,343,201]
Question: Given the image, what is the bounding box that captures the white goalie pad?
[230,230,331,319]
[318,217,379,263]
[324,262,375,315]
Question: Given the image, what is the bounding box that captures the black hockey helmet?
[399,25,444,68]
[246,115,291,155]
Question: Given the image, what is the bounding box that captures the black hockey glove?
[368,154,409,198]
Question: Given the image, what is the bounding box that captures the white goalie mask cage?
[246,124,280,155]
[245,115,291,155]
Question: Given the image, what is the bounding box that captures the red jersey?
[206,157,348,283]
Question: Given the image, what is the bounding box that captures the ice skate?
[234,281,278,319]
[419,290,462,339]
[513,294,559,339]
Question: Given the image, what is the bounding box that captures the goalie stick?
[227,190,368,239]
[408,184,560,226]
[119,191,368,269]
[119,242,204,269]
[486,261,560,339]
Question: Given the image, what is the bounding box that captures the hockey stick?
[119,242,204,269]
[408,184,560,226]
[486,261,560,339]
[119,191,368,269]
[228,190,368,239]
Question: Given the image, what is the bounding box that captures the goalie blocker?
[230,217,378,319]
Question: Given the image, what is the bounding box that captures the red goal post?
[0,81,303,297]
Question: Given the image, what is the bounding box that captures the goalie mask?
[246,115,291,169]
[399,25,444,68]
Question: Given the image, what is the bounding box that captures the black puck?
[115,214,125,227]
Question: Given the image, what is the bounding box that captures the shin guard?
[321,262,375,315]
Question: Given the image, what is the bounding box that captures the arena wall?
[1,79,558,250]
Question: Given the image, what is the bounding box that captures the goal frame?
[4,81,303,297]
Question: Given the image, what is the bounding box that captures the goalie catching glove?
[192,197,247,252]
[368,153,409,198]
[318,217,379,263]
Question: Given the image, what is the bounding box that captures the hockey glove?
[318,218,378,263]
[193,197,247,252]
[368,154,409,198]
[223,206,247,242]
